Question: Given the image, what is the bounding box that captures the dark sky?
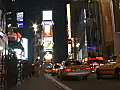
[16,0,68,62]
[16,0,66,10]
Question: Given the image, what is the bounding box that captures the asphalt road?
[48,73,120,90]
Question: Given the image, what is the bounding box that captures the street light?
[32,23,38,62]
[32,23,38,35]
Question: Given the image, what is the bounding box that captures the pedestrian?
[34,59,40,77]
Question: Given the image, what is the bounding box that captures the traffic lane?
[49,73,120,90]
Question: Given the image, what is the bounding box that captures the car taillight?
[52,68,56,70]
[53,68,58,70]
[64,68,72,72]
[90,66,95,70]
[85,68,91,70]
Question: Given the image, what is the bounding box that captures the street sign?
[88,46,96,50]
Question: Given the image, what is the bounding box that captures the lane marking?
[44,74,72,90]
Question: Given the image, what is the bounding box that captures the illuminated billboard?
[17,22,24,28]
[21,38,28,60]
[14,49,23,59]
[42,10,52,20]
[17,12,24,21]
[42,21,54,26]
[43,37,53,51]
[43,25,53,37]
[17,12,24,28]
[13,38,28,60]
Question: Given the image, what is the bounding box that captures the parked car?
[57,60,92,80]
[51,63,62,76]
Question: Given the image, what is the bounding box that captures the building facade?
[67,0,120,61]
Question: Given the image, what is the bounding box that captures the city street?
[9,66,120,90]
[47,73,120,90]
[0,0,120,90]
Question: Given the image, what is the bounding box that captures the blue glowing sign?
[88,46,96,50]
[17,22,24,28]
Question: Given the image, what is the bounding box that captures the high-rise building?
[68,0,103,61]
[68,0,120,61]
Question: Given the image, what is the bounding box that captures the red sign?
[43,25,53,37]
[8,32,22,41]
[67,39,72,44]
[88,57,104,60]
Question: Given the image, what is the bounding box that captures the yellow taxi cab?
[96,56,120,79]
[51,63,62,76]
[57,60,92,80]
[44,62,53,73]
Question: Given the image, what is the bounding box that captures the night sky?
[16,0,68,62]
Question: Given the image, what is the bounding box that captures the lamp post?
[32,23,38,62]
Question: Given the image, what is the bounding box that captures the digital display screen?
[42,10,52,20]
[17,12,24,21]
[17,22,24,28]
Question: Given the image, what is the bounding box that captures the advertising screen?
[17,12,24,21]
[42,10,52,20]
[43,25,53,37]
[87,46,96,50]
[43,37,53,51]
[14,49,23,59]
[21,38,28,60]
[17,22,24,28]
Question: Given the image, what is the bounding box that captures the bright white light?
[84,20,86,23]
[44,52,52,60]
[8,24,12,28]
[21,38,28,60]
[0,46,3,50]
[3,50,8,55]
[119,3,120,9]
[14,49,23,59]
[0,32,4,37]
[17,12,24,21]
[42,10,52,20]
[32,23,38,32]
[67,4,71,38]
[84,9,86,19]
[37,56,40,59]
[7,12,12,15]
[44,25,51,35]
[12,0,15,2]
[32,24,38,29]
[76,43,80,47]
[42,21,54,26]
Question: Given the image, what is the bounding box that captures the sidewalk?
[10,67,64,90]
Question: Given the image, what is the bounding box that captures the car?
[44,62,53,73]
[57,60,92,80]
[51,63,62,76]
[96,56,120,79]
